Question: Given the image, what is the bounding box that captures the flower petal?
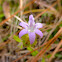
[29,14,34,21]
[35,29,43,38]
[35,23,43,28]
[19,29,28,38]
[19,22,28,28]
[28,15,35,27]
[28,32,35,44]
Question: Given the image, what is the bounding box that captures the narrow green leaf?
[47,54,51,58]
[18,43,23,49]
[27,46,38,56]
[42,58,45,62]
[13,35,22,42]
[55,53,62,58]
[13,35,23,48]
[59,22,62,27]
[0,14,4,18]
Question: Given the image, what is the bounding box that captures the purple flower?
[19,15,43,44]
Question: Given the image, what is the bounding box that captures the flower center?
[28,23,36,32]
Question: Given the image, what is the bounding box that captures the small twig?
[57,0,62,14]
[30,28,62,62]
[12,42,47,62]
[14,15,24,22]
[0,0,36,26]
[44,17,62,43]
[5,22,22,29]
[49,40,62,62]
[35,2,57,20]
[35,0,57,11]
[20,0,23,17]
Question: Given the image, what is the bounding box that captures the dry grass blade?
[12,42,47,62]
[49,40,62,62]
[44,16,62,42]
[35,0,57,11]
[57,0,62,14]
[0,0,36,26]
[3,1,10,19]
[20,0,23,17]
[14,15,23,22]
[12,28,62,62]
[30,28,62,62]
[0,0,62,62]
[0,40,10,48]
[0,22,50,50]
[0,30,20,49]
[35,2,57,20]
[58,48,62,52]
[23,9,57,15]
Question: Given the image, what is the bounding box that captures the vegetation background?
[0,0,62,62]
